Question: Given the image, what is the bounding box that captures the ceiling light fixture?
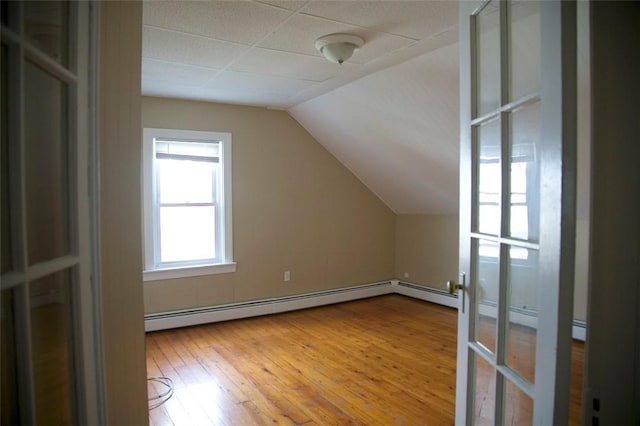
[315,33,364,65]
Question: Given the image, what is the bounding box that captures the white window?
[143,128,235,281]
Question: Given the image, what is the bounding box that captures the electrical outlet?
[404,272,409,278]
[284,270,290,281]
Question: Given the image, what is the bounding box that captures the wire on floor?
[147,376,174,410]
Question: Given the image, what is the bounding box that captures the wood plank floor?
[146,294,584,425]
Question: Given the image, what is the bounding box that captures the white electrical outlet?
[284,270,290,281]
[404,272,409,278]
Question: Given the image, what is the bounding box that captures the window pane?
[508,1,540,101]
[506,247,538,384]
[24,1,69,66]
[475,118,501,236]
[472,351,496,425]
[1,43,12,273]
[156,140,219,158]
[474,239,500,354]
[503,379,533,425]
[158,158,216,204]
[475,0,501,117]
[160,206,216,263]
[25,61,70,265]
[509,102,540,242]
[1,289,21,425]
[30,270,74,425]
[1,1,8,26]
[1,0,18,28]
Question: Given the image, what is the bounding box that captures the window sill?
[143,262,237,282]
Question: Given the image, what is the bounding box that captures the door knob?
[447,280,463,295]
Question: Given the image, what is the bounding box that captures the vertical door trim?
[76,1,106,424]
[455,1,479,424]
[535,1,577,424]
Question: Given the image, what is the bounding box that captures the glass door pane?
[474,239,500,354]
[503,378,533,425]
[507,1,541,102]
[475,118,501,236]
[1,289,21,425]
[30,270,74,426]
[506,247,538,384]
[24,61,70,266]
[473,352,497,425]
[1,42,12,274]
[24,0,70,66]
[475,0,501,117]
[508,102,541,242]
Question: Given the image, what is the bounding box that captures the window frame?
[142,128,235,281]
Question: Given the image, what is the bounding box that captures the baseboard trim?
[144,279,587,341]
[572,320,587,342]
[144,281,393,332]
[392,280,458,308]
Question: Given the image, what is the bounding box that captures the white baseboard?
[144,279,587,342]
[572,320,587,341]
[144,281,393,332]
[392,280,458,308]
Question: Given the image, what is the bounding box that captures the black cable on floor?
[147,376,174,410]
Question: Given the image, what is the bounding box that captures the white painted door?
[455,1,577,424]
[1,1,103,424]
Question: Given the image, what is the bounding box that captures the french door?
[1,1,103,424]
[455,1,577,424]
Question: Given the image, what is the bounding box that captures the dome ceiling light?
[315,33,365,65]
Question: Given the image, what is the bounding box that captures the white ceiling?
[290,42,459,214]
[142,0,461,214]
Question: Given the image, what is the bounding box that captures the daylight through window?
[143,128,234,280]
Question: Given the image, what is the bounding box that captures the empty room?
[1,1,638,425]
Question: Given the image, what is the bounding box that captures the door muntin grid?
[468,0,542,423]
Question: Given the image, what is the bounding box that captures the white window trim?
[142,128,235,281]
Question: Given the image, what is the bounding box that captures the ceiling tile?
[143,1,292,45]
[228,47,357,82]
[300,1,458,40]
[206,71,316,97]
[184,86,292,109]
[142,82,211,101]
[143,26,247,69]
[257,14,413,64]
[142,59,218,88]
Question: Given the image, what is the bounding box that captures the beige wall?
[395,214,589,321]
[142,97,396,313]
[139,93,591,320]
[395,214,459,291]
[99,2,148,425]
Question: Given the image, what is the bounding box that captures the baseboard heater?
[144,279,586,341]
[145,281,394,332]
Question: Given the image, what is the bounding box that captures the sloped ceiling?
[290,42,459,214]
[142,1,460,214]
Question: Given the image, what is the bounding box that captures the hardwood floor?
[146,295,584,425]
